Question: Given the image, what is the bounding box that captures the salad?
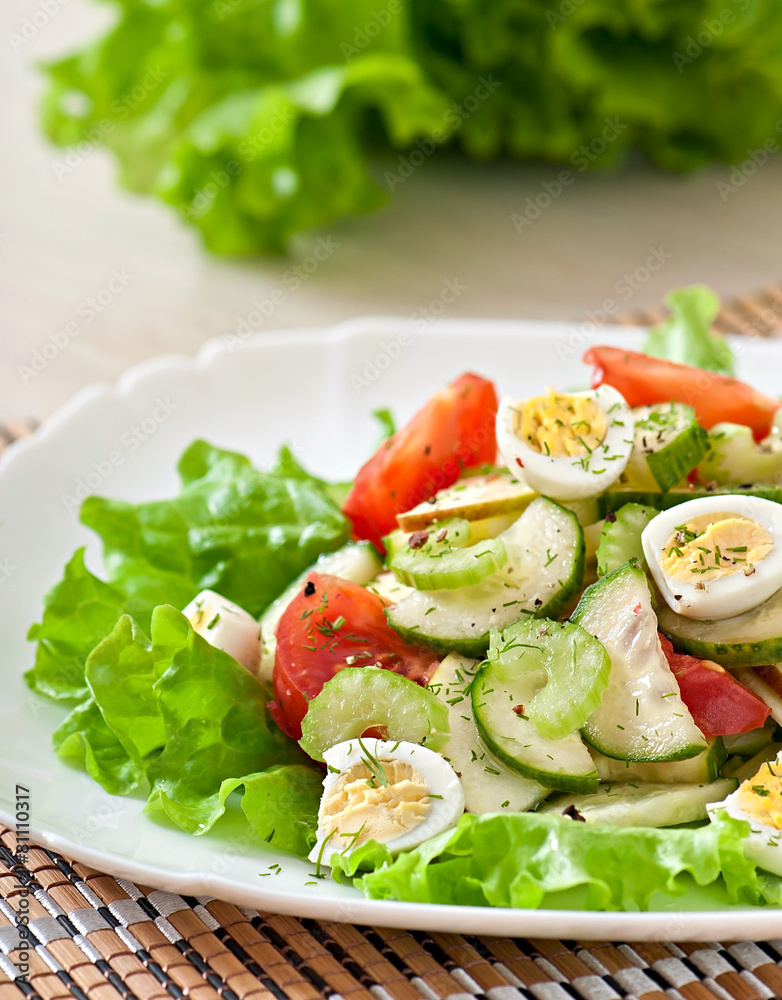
[26,286,782,912]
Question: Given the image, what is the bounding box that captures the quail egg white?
[308,738,464,865]
[495,386,634,500]
[709,752,782,876]
[182,589,261,674]
[641,495,782,620]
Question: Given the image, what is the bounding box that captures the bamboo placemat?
[2,285,782,1000]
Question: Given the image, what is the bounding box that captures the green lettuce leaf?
[81,439,350,620]
[224,765,324,857]
[27,441,348,709]
[333,811,771,911]
[86,614,168,768]
[39,0,782,252]
[643,286,735,375]
[144,605,305,835]
[53,604,322,850]
[54,698,143,796]
[26,549,131,705]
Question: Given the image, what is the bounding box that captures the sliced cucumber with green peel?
[259,542,383,679]
[386,496,585,657]
[596,503,658,578]
[487,618,611,740]
[722,742,782,782]
[298,667,449,762]
[698,423,782,486]
[471,657,598,794]
[622,403,708,493]
[429,653,548,814]
[540,778,737,828]
[391,524,507,591]
[600,482,782,516]
[723,723,777,757]
[397,472,536,532]
[657,588,782,668]
[590,739,726,784]
[572,563,707,762]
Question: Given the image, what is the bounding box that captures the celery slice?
[299,667,449,762]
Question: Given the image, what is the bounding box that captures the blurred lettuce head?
[39,0,782,253]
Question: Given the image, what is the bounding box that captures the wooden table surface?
[3,0,782,424]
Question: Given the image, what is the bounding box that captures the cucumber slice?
[572,564,707,762]
[734,667,782,724]
[397,472,537,531]
[596,503,658,578]
[487,619,611,740]
[622,404,708,493]
[723,741,782,782]
[259,542,383,679]
[386,496,585,657]
[723,723,776,757]
[561,497,603,527]
[471,658,598,793]
[391,526,507,591]
[540,778,737,828]
[699,423,782,486]
[657,589,782,668]
[366,570,415,605]
[600,482,782,516]
[298,667,449,762]
[429,653,548,813]
[590,738,727,784]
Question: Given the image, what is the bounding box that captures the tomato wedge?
[584,346,779,440]
[659,634,771,737]
[343,373,498,550]
[271,572,440,741]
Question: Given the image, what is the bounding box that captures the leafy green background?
[39,0,782,253]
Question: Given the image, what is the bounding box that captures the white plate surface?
[1,317,781,941]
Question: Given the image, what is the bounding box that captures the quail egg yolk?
[514,392,608,458]
[319,758,431,851]
[660,511,773,583]
[737,761,782,829]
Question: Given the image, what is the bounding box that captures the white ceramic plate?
[2,318,781,941]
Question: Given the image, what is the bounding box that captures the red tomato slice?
[584,346,779,440]
[271,572,440,741]
[343,373,498,550]
[659,634,771,737]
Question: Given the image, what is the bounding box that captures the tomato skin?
[659,634,771,737]
[343,373,498,550]
[271,572,440,741]
[584,346,779,440]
